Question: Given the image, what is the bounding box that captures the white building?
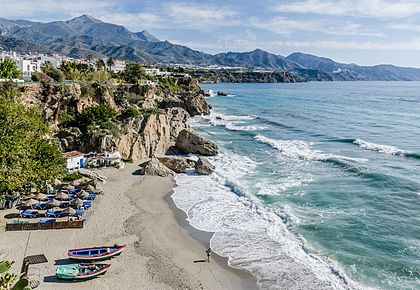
[64,151,86,170]
[145,68,160,75]
[16,59,41,77]
[111,60,126,73]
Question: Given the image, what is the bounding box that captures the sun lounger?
[75,210,85,216]
[20,210,39,218]
[82,201,92,209]
[69,189,82,194]
[45,209,63,218]
[85,194,97,200]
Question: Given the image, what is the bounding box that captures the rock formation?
[157,156,193,173]
[195,157,215,175]
[175,129,219,156]
[138,158,175,177]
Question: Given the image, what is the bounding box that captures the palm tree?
[106,57,115,71]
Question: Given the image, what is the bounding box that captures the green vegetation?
[121,106,140,119]
[119,63,147,83]
[139,108,164,117]
[0,82,65,195]
[41,61,64,82]
[0,59,21,79]
[158,77,182,92]
[76,104,117,134]
[62,172,83,183]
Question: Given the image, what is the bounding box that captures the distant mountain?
[210,49,301,70]
[2,15,420,81]
[286,52,420,81]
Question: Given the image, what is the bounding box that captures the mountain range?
[1,14,420,81]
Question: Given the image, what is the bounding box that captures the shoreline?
[0,163,256,289]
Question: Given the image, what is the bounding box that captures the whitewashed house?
[16,59,41,77]
[111,60,126,73]
[64,151,86,170]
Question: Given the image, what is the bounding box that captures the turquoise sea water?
[172,82,420,290]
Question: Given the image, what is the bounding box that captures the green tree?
[41,61,64,82]
[0,83,65,195]
[0,59,21,79]
[106,57,115,71]
[120,63,146,83]
[76,104,117,134]
[96,59,106,71]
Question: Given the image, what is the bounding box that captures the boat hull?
[68,245,125,261]
[56,263,111,281]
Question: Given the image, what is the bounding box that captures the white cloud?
[250,17,383,37]
[0,0,114,20]
[98,3,241,31]
[389,23,420,33]
[275,0,420,18]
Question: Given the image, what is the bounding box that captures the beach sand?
[0,163,256,289]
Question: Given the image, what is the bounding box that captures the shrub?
[122,106,140,119]
[62,172,83,183]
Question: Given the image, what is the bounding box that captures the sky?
[1,0,420,67]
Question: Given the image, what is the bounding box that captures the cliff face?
[21,77,216,161]
[83,107,190,160]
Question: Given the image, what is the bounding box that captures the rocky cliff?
[21,76,218,163]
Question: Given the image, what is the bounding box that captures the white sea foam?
[255,134,367,163]
[206,112,266,132]
[354,138,406,155]
[172,151,366,290]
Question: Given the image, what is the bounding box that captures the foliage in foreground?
[0,82,65,195]
[0,59,21,79]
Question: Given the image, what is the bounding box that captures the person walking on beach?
[206,248,211,263]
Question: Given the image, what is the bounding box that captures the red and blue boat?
[68,245,126,261]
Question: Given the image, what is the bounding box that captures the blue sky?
[1,0,420,67]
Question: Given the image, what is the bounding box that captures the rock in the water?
[138,158,175,177]
[157,156,192,173]
[217,91,228,96]
[175,129,219,156]
[195,157,215,175]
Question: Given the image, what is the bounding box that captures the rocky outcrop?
[195,157,215,175]
[138,158,175,177]
[157,156,193,173]
[175,129,218,156]
[83,107,190,160]
[159,94,211,116]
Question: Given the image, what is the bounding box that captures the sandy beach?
[0,163,256,290]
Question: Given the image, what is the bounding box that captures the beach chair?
[69,189,82,194]
[82,201,92,209]
[75,210,85,216]
[85,194,97,200]
[20,210,39,218]
[45,209,63,218]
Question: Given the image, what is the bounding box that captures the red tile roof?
[64,151,84,158]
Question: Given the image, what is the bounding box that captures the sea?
[171,82,420,290]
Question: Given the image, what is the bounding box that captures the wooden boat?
[56,263,110,281]
[68,245,126,261]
